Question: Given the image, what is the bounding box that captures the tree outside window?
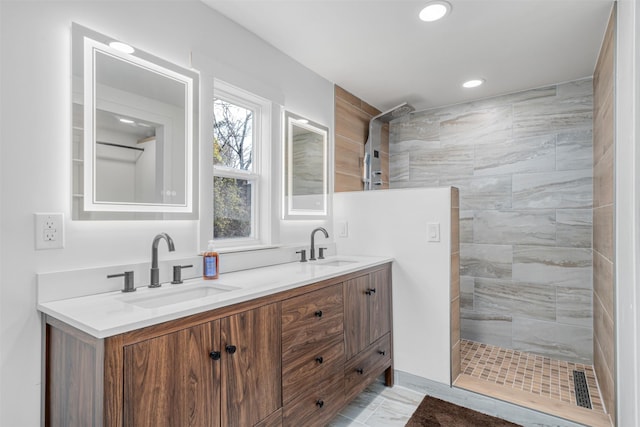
[213,98,255,239]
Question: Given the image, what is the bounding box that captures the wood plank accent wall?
[450,187,461,383]
[593,4,616,425]
[334,85,389,192]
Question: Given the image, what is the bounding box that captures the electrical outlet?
[34,213,64,250]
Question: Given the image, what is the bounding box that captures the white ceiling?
[202,0,613,112]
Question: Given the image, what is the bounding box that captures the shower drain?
[573,370,592,409]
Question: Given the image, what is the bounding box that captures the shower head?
[371,102,415,123]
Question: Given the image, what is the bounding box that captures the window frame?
[212,79,272,248]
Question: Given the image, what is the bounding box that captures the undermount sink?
[121,284,239,309]
[315,259,359,267]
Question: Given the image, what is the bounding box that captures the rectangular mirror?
[72,23,199,219]
[283,111,328,218]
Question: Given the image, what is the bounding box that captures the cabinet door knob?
[209,351,221,361]
[316,400,324,408]
[356,368,364,375]
[314,310,323,318]
[365,288,376,295]
[225,345,237,354]
[315,356,324,364]
[378,350,386,356]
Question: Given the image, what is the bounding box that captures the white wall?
[334,188,452,384]
[0,1,334,425]
[615,0,640,425]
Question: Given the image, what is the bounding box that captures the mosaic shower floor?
[460,339,604,411]
[459,339,609,424]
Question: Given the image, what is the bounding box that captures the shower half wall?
[389,79,594,363]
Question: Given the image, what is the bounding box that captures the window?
[213,80,271,246]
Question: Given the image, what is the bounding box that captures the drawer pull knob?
[315,356,324,364]
[314,310,323,318]
[209,351,221,360]
[225,345,237,355]
[316,400,324,408]
[378,350,386,356]
[356,368,364,375]
[365,288,376,295]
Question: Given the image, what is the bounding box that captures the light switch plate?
[35,213,64,250]
[338,221,349,238]
[427,222,440,242]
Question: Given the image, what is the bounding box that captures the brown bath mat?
[406,395,522,427]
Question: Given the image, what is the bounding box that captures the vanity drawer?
[282,370,344,427]
[344,333,392,401]
[282,335,344,404]
[282,284,343,352]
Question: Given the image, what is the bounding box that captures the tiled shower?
[389,79,594,364]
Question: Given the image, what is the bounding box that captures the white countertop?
[38,255,392,338]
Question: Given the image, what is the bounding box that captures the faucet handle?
[108,271,135,293]
[296,249,307,262]
[318,247,327,259]
[171,264,193,284]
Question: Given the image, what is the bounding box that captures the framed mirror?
[283,111,328,218]
[71,23,199,219]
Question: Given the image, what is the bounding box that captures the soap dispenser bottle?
[203,240,219,280]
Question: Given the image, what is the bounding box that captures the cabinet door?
[369,267,392,343]
[221,303,282,427]
[343,274,370,359]
[123,321,221,427]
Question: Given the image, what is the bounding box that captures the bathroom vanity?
[40,257,393,427]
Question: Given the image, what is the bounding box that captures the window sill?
[216,244,281,254]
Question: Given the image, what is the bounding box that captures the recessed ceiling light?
[463,79,485,88]
[109,41,135,54]
[119,118,135,124]
[419,1,452,22]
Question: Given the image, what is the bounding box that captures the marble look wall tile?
[556,209,592,248]
[441,175,512,210]
[447,86,556,113]
[512,318,593,363]
[512,90,593,139]
[438,145,475,178]
[556,78,593,99]
[390,112,440,142]
[461,310,513,348]
[389,153,409,182]
[593,144,614,207]
[390,138,440,155]
[474,135,556,176]
[556,286,593,327]
[556,129,593,171]
[460,244,512,279]
[460,276,474,310]
[409,150,439,182]
[459,210,473,243]
[593,251,614,318]
[473,210,556,246]
[474,278,556,321]
[512,246,592,288]
[440,106,513,145]
[512,170,592,209]
[389,180,437,189]
[593,204,613,260]
[593,298,614,373]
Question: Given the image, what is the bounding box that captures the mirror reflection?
[71,23,198,219]
[284,111,328,218]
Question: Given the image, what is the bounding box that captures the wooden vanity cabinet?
[281,284,345,427]
[44,262,392,427]
[45,303,281,427]
[123,303,281,427]
[343,267,393,400]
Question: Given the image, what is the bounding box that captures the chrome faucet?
[149,233,175,288]
[309,227,329,261]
